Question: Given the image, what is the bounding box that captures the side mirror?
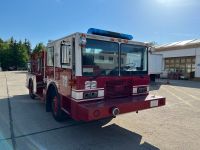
[148,47,153,54]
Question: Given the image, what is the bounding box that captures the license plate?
[150,100,158,107]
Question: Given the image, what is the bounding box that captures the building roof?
[155,39,200,51]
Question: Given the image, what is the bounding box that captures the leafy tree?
[0,37,47,70]
[0,38,3,43]
[33,42,45,53]
[24,38,31,55]
[0,37,32,70]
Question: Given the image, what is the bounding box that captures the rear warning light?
[79,35,87,47]
[124,39,128,43]
[81,33,86,37]
[111,38,115,42]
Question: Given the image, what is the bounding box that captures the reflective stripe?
[133,88,137,94]
[147,86,149,92]
[72,88,104,92]
[71,91,83,99]
[98,90,104,97]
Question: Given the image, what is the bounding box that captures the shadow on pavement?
[15,122,159,150]
[150,82,161,91]
[150,79,200,90]
[0,94,160,150]
[12,71,27,75]
[166,80,200,89]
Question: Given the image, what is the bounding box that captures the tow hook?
[112,107,120,117]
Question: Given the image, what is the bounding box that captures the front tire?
[51,92,63,122]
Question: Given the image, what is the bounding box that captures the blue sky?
[0,0,199,48]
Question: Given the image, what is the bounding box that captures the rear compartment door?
[59,37,73,97]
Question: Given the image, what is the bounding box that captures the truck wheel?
[150,74,156,82]
[29,81,35,99]
[51,92,63,121]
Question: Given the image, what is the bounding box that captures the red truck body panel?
[71,95,165,121]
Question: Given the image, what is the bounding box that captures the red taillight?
[124,39,128,43]
[79,34,87,47]
[111,38,115,42]
[118,39,122,42]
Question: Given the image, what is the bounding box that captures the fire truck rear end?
[26,28,166,122]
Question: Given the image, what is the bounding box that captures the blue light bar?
[87,28,133,40]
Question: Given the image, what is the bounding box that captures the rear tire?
[51,91,63,122]
[29,81,35,99]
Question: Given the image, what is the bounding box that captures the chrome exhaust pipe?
[112,107,120,117]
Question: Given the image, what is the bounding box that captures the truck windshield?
[120,44,147,75]
[82,39,147,76]
[120,44,147,76]
[82,39,119,76]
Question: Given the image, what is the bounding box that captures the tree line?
[0,37,45,71]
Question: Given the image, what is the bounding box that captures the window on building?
[99,56,104,61]
[175,58,180,63]
[165,65,169,69]
[179,64,185,72]
[186,58,191,63]
[170,59,174,63]
[186,64,192,73]
[192,58,195,63]
[108,57,114,62]
[165,59,170,64]
[181,58,185,63]
[192,64,195,72]
[164,56,195,78]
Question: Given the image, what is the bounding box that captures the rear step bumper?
[73,95,166,122]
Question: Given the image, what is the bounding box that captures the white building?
[154,39,200,79]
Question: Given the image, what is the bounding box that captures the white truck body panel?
[148,53,163,75]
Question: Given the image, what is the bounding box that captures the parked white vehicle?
[148,53,163,81]
[160,70,168,79]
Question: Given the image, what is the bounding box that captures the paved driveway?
[0,71,200,150]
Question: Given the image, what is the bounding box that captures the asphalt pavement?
[0,71,200,150]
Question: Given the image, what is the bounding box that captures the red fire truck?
[26,28,165,122]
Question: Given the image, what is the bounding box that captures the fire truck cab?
[26,28,165,122]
